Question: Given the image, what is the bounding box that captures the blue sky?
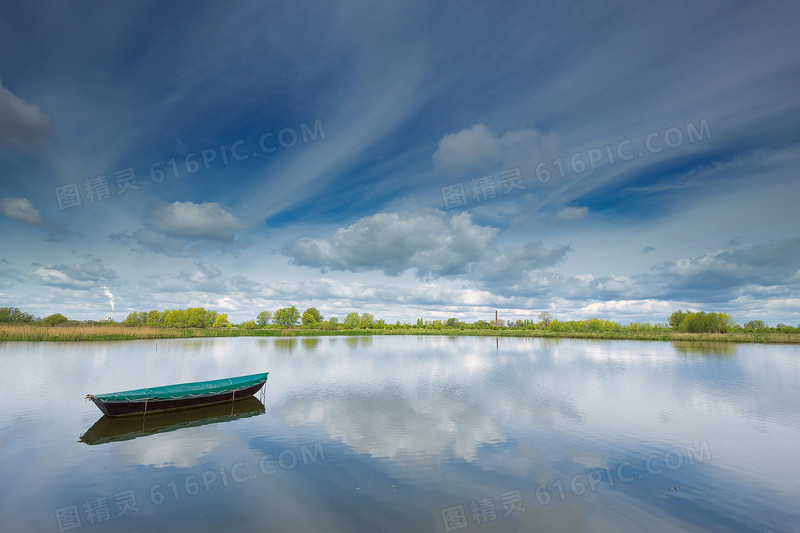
[1,1,799,325]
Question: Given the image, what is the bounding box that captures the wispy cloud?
[1,1,799,323]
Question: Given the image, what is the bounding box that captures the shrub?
[41,313,70,327]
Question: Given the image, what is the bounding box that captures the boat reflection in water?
[79,396,265,445]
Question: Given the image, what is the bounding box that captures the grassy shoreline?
[1,324,799,344]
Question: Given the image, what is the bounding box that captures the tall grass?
[0,325,290,341]
[1,324,798,344]
[0,324,188,341]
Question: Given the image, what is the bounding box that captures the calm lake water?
[1,336,799,532]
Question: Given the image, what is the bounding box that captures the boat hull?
[88,380,267,417]
[80,397,266,444]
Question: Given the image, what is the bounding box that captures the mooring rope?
[142,398,149,431]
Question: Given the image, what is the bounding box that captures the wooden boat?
[80,397,265,445]
[85,372,268,417]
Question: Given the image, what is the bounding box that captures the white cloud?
[554,206,588,222]
[0,79,51,149]
[0,197,44,225]
[653,238,800,296]
[109,229,215,257]
[253,278,511,311]
[28,256,116,290]
[146,201,245,242]
[117,429,239,468]
[285,210,497,277]
[432,124,500,175]
[279,386,504,463]
[578,299,674,318]
[433,123,559,176]
[476,241,572,284]
[142,261,232,293]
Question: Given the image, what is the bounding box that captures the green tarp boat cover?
[93,373,268,403]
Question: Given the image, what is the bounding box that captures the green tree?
[678,312,700,332]
[711,312,734,332]
[328,316,338,326]
[274,307,300,327]
[669,310,689,329]
[587,318,603,332]
[122,312,143,326]
[41,313,69,327]
[744,320,766,332]
[359,313,374,328]
[302,307,323,325]
[240,320,257,329]
[343,312,360,328]
[256,311,272,326]
[212,314,231,328]
[0,307,35,323]
[446,317,459,327]
[184,308,208,328]
[677,311,734,333]
[203,310,218,328]
[146,310,162,326]
[164,309,185,328]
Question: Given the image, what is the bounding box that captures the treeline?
[0,307,88,327]
[121,308,232,328]
[669,310,732,333]
[3,305,799,334]
[121,307,349,330]
[0,307,36,324]
[121,306,800,334]
[668,310,799,333]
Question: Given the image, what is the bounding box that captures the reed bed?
[0,324,189,341]
[1,324,798,344]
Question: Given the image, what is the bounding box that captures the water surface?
[1,336,798,532]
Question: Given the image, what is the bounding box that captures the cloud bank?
[286,210,498,277]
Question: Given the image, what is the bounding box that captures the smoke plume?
[102,286,115,318]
